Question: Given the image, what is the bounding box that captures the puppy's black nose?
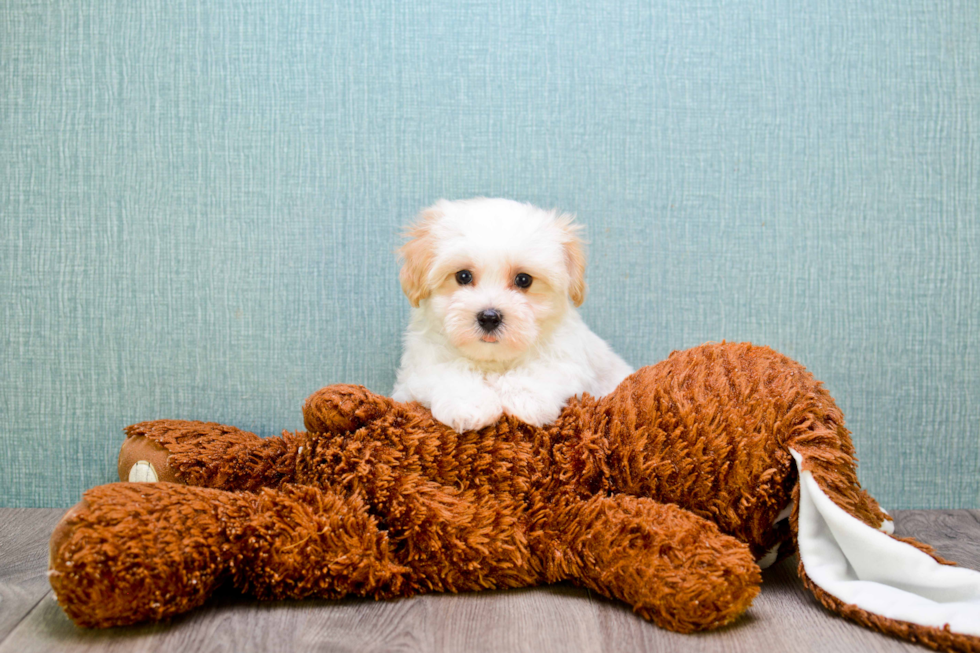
[477,308,503,332]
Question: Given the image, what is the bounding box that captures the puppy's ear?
[557,214,587,306]
[399,208,440,308]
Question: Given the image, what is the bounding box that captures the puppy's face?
[400,198,586,363]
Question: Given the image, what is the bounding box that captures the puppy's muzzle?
[476,308,503,333]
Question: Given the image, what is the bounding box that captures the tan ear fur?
[398,209,440,308]
[558,215,587,306]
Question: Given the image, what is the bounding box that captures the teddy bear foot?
[118,434,178,483]
[50,482,412,628]
[49,483,244,628]
[116,419,297,491]
[48,499,88,571]
[564,495,762,633]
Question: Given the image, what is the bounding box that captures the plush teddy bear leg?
[119,420,300,491]
[49,482,409,628]
[557,494,761,633]
[49,482,251,627]
[228,484,409,601]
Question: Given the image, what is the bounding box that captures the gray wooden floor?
[0,508,977,653]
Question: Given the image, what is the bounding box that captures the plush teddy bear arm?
[304,384,400,433]
[303,383,443,435]
[49,482,411,628]
[120,420,300,492]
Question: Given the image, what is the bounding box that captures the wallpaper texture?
[1,0,978,507]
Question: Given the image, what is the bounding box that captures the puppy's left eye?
[514,273,532,289]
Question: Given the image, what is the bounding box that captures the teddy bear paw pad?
[128,460,159,482]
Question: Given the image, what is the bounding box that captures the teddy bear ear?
[398,208,440,308]
[556,214,587,307]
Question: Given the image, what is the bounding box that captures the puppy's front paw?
[495,378,566,427]
[499,394,563,427]
[431,392,503,433]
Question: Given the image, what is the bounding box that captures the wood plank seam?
[0,590,55,649]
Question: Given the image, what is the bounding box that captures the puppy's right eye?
[455,270,473,285]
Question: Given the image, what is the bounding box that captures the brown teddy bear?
[48,342,980,652]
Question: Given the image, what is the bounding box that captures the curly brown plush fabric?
[48,342,978,652]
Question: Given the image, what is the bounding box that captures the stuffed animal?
[48,342,980,652]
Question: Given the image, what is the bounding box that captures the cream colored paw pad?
[128,461,159,483]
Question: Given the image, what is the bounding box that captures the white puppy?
[392,198,633,432]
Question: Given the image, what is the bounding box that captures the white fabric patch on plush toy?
[128,460,158,483]
[790,449,980,636]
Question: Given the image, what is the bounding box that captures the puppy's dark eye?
[455,270,473,285]
[514,273,532,289]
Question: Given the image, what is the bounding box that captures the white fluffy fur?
[392,198,633,432]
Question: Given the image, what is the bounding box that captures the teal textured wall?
[2,1,978,508]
